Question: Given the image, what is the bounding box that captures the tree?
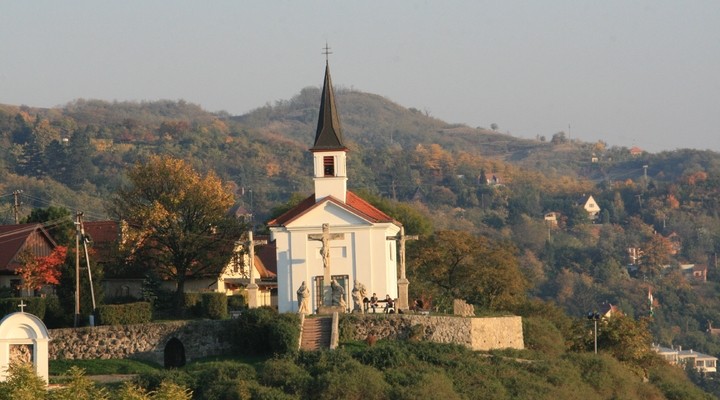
[109,156,245,306]
[407,230,527,311]
[16,246,67,294]
[22,206,74,246]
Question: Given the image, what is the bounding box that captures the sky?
[1,1,719,153]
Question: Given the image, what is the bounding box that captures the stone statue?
[351,280,367,313]
[297,281,310,314]
[331,279,346,309]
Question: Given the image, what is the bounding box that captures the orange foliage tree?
[17,246,67,293]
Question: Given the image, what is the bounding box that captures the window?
[323,156,335,176]
[314,274,349,311]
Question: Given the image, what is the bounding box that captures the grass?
[49,358,161,376]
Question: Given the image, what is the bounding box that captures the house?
[578,195,601,220]
[599,302,623,318]
[630,146,643,157]
[214,236,277,307]
[0,224,58,295]
[268,61,402,314]
[544,212,560,228]
[653,344,717,373]
[679,263,707,284]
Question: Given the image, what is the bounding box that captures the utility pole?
[74,212,82,327]
[12,190,23,224]
[79,218,96,316]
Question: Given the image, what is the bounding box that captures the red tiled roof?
[267,191,399,227]
[83,220,120,245]
[0,224,57,272]
[254,238,277,278]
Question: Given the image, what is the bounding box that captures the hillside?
[4,89,720,397]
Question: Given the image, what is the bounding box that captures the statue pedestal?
[246,283,259,309]
[317,305,345,315]
[397,278,409,311]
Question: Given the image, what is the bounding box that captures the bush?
[0,297,45,319]
[96,302,152,325]
[228,295,246,310]
[182,292,202,317]
[233,307,300,356]
[201,292,227,319]
[0,362,47,400]
[258,359,312,397]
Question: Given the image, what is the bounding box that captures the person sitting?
[369,293,379,313]
[384,295,394,314]
[413,298,424,312]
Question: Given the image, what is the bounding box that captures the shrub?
[182,292,202,317]
[233,307,300,356]
[49,366,109,400]
[227,295,246,310]
[201,292,227,319]
[0,362,47,400]
[523,316,566,357]
[259,358,312,396]
[0,297,45,319]
[96,302,151,325]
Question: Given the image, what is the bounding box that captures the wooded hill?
[3,88,720,396]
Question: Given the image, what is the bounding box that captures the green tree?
[22,206,74,246]
[109,156,245,306]
[407,230,527,311]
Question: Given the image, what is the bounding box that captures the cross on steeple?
[322,42,333,62]
[18,300,26,313]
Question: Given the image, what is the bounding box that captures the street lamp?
[587,311,601,354]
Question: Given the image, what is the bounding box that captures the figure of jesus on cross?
[308,223,344,307]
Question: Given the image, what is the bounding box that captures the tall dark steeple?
[311,61,347,151]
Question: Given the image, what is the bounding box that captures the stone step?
[300,317,332,351]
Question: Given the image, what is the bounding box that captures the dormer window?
[323,156,335,176]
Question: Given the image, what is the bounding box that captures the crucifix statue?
[308,223,344,306]
[18,300,26,313]
[387,226,418,311]
[243,230,267,309]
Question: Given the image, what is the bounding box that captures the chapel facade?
[268,62,402,313]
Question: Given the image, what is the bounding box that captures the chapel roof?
[310,61,347,152]
[267,191,399,228]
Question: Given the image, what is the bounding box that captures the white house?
[268,61,402,313]
[579,195,601,220]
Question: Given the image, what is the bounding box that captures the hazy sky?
[1,1,719,153]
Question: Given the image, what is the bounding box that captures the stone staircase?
[300,316,332,351]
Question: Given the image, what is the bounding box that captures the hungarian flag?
[648,288,654,316]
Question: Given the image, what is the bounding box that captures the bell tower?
[310,59,348,202]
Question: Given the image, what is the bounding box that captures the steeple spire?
[311,56,346,151]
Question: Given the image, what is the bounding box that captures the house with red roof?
[268,61,402,314]
[0,224,58,295]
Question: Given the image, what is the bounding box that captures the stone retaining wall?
[340,314,523,351]
[49,319,234,365]
[48,315,523,363]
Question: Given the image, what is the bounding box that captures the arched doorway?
[163,337,186,368]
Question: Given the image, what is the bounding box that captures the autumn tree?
[407,230,527,312]
[109,156,245,306]
[16,246,67,295]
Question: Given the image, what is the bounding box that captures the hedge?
[96,302,152,325]
[201,293,227,320]
[0,297,46,319]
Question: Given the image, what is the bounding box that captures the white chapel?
[268,61,402,314]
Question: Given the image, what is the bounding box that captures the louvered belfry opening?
[323,156,335,176]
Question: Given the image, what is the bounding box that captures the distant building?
[578,195,601,220]
[653,344,717,373]
[630,146,643,156]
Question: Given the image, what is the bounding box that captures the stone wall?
[340,314,523,351]
[49,319,235,365]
